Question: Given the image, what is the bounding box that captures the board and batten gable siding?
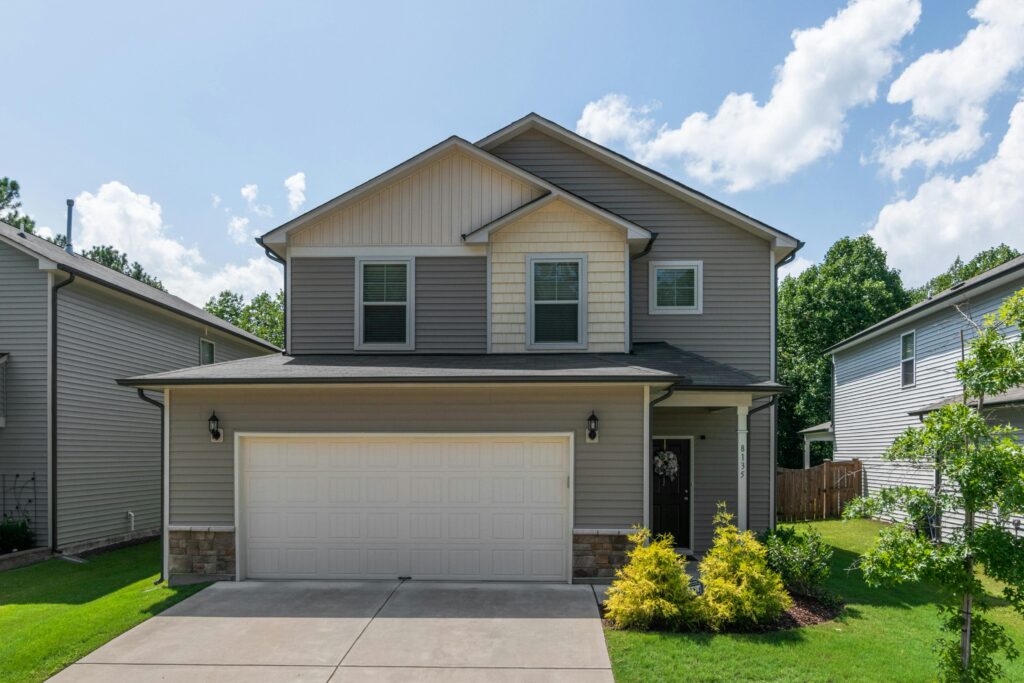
[833,281,1023,533]
[54,280,268,549]
[489,199,627,353]
[167,385,644,530]
[0,241,50,542]
[289,256,487,354]
[490,129,773,378]
[290,149,544,248]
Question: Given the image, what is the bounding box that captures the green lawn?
[0,541,206,683]
[605,519,1024,682]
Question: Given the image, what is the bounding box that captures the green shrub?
[761,526,833,596]
[699,503,791,630]
[605,527,700,631]
[0,514,35,554]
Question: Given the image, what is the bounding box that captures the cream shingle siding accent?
[291,150,544,247]
[490,199,626,353]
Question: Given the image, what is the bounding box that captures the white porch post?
[737,405,749,531]
[803,438,811,469]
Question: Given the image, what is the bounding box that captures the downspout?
[256,237,287,353]
[136,389,165,583]
[50,273,75,552]
[628,234,658,353]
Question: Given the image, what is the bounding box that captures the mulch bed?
[601,592,843,633]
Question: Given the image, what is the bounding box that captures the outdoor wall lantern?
[208,411,223,443]
[586,411,599,443]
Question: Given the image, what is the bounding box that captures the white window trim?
[199,338,216,365]
[648,260,703,315]
[900,330,916,388]
[354,257,415,351]
[526,254,588,351]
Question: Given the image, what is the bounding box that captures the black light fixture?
[208,412,223,442]
[586,411,599,442]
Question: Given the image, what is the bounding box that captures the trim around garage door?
[233,431,576,582]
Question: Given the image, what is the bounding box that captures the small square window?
[199,339,215,365]
[649,261,703,314]
[900,331,915,387]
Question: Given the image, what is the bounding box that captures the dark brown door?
[651,438,691,548]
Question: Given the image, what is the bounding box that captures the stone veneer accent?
[168,530,235,581]
[572,532,630,579]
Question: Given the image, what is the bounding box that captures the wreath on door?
[654,449,679,481]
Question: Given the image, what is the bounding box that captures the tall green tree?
[0,177,37,233]
[205,290,284,348]
[910,245,1021,304]
[81,245,165,291]
[845,289,1024,682]
[776,236,910,467]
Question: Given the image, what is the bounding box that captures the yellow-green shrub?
[604,527,699,631]
[698,503,791,630]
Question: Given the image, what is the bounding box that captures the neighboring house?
[829,255,1024,535]
[0,221,278,555]
[122,113,802,585]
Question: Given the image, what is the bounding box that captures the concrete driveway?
[51,581,612,682]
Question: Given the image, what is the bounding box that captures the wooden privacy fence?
[776,460,863,521]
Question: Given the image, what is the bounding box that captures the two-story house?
[829,254,1024,537]
[122,114,802,585]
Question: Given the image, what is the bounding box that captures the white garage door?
[239,434,571,581]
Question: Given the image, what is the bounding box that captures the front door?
[651,438,691,548]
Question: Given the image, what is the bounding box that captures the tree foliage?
[81,245,165,291]
[0,177,37,233]
[205,290,284,348]
[776,236,910,467]
[909,245,1021,304]
[845,289,1024,682]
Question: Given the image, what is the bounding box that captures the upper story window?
[357,259,414,350]
[900,331,916,387]
[527,255,587,350]
[199,339,215,365]
[649,260,703,315]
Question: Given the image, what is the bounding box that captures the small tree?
[846,289,1024,682]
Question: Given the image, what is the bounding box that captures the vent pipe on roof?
[64,199,74,254]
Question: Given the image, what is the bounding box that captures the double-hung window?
[528,255,586,349]
[900,331,915,387]
[357,259,414,350]
[649,260,702,314]
[199,339,215,365]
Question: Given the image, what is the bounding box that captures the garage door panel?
[242,435,570,581]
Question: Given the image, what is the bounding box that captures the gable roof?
[258,136,556,252]
[476,113,801,260]
[828,253,1024,355]
[462,191,651,246]
[0,221,279,351]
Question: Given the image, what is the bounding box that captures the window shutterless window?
[900,331,915,387]
[527,255,587,350]
[199,339,215,365]
[356,259,414,350]
[648,261,703,314]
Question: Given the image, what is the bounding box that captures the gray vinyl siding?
[54,280,267,548]
[833,281,1023,534]
[0,242,49,543]
[490,129,772,378]
[167,385,644,530]
[654,407,771,552]
[289,256,487,354]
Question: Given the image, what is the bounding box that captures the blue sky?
[4,1,1023,304]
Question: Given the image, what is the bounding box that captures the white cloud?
[575,0,921,192]
[211,193,221,208]
[869,98,1024,285]
[36,225,56,240]
[877,0,1024,179]
[284,172,306,212]
[779,256,814,281]
[227,215,252,244]
[74,181,281,305]
[240,183,273,216]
